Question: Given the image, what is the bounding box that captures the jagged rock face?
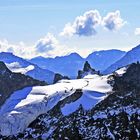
[0,61,47,106]
[113,63,140,92]
[83,61,95,72]
[53,73,70,84]
[77,61,99,79]
[1,63,140,139]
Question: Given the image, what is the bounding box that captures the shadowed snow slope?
[0,74,112,136]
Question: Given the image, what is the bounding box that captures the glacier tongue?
[0,74,112,136]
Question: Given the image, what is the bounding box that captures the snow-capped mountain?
[86,49,126,71]
[29,50,125,78]
[0,52,55,84]
[104,44,140,74]
[0,61,139,139]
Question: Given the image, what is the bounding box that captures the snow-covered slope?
[115,67,127,75]
[6,62,34,74]
[0,52,55,84]
[0,74,112,136]
[61,74,111,116]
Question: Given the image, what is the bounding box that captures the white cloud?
[135,28,140,35]
[60,10,101,37]
[102,10,126,31]
[34,33,71,57]
[0,10,127,58]
[60,10,127,37]
[0,33,72,59]
[35,33,58,53]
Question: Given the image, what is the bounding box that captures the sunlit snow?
[0,74,112,136]
[6,62,34,74]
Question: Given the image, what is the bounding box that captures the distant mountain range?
[29,49,126,78]
[2,43,140,82]
[29,52,84,78]
[104,44,140,74]
[0,52,55,84]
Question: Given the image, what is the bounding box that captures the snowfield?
[115,67,127,75]
[6,62,35,74]
[0,74,112,136]
[61,75,112,115]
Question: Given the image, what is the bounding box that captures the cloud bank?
[60,10,126,37]
[0,33,71,59]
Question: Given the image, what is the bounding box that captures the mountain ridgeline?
[104,44,140,74]
[0,52,55,84]
[29,50,125,77]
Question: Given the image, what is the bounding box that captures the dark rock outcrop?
[0,61,47,107]
[53,73,70,84]
[83,61,95,72]
[77,61,99,79]
[113,62,140,92]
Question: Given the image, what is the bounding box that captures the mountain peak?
[83,61,94,72]
[66,52,83,59]
[77,61,99,79]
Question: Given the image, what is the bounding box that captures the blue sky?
[0,0,140,58]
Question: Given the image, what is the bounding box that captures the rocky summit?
[77,61,100,79]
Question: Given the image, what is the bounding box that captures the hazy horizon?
[0,0,140,58]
